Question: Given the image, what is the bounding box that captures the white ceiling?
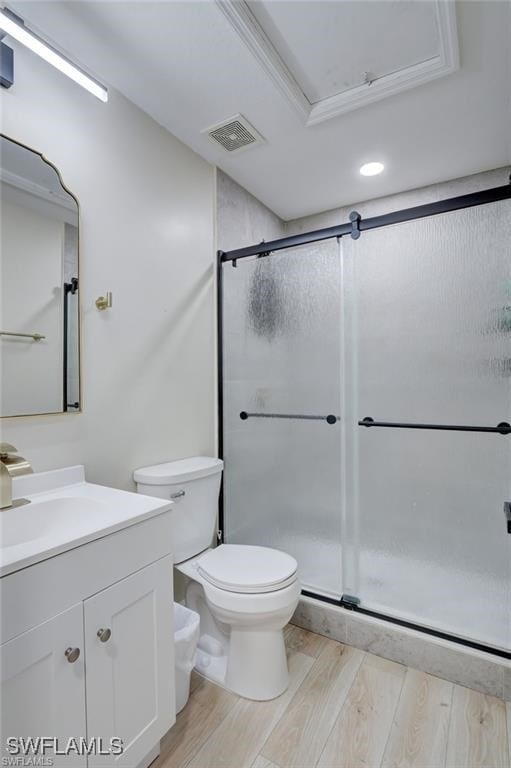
[9,0,511,220]
[247,1,440,103]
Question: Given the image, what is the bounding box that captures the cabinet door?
[84,556,174,767]
[1,603,86,766]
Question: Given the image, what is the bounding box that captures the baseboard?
[292,596,511,701]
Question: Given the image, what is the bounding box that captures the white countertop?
[0,465,172,577]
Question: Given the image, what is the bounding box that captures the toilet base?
[225,628,289,700]
[194,628,288,701]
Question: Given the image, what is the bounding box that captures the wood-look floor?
[154,624,511,768]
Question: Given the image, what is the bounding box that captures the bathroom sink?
[1,496,107,548]
[0,465,172,576]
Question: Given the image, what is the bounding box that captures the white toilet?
[134,457,300,701]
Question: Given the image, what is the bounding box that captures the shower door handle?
[505,502,511,533]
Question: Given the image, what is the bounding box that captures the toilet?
[134,457,300,701]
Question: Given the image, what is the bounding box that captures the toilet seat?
[197,544,297,594]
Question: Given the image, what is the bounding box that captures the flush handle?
[65,647,80,663]
[97,627,111,643]
[170,490,185,500]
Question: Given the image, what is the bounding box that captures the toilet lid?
[197,545,298,594]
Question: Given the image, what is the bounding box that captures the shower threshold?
[301,590,510,661]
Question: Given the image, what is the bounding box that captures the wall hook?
[95,291,112,311]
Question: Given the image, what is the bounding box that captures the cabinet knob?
[97,627,112,643]
[65,647,80,663]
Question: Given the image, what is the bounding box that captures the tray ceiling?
[221,0,459,125]
[8,0,511,220]
[248,1,441,103]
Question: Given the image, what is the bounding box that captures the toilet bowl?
[134,457,300,701]
[178,544,300,700]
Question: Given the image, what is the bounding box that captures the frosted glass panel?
[222,240,343,597]
[343,200,511,649]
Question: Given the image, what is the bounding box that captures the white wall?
[0,42,217,490]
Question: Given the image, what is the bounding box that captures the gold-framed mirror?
[0,134,80,417]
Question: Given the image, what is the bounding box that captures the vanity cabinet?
[1,510,175,768]
[84,558,173,767]
[1,604,87,768]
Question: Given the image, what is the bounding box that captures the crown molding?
[216,0,459,127]
[215,0,310,121]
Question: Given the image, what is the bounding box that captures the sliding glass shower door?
[342,199,511,650]
[221,192,510,652]
[222,239,343,598]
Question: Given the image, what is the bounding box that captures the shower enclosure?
[218,184,511,658]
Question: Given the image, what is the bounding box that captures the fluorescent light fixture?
[0,8,108,102]
[360,161,385,177]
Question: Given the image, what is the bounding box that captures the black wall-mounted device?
[0,40,13,88]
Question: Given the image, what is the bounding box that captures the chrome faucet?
[0,443,33,509]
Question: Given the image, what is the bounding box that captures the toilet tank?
[134,457,223,564]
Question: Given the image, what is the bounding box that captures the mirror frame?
[0,133,82,419]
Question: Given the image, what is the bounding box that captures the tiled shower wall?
[285,166,511,234]
[216,170,285,252]
[217,166,511,248]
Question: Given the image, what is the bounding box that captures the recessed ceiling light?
[360,161,385,177]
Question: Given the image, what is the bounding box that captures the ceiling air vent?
[203,114,265,154]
